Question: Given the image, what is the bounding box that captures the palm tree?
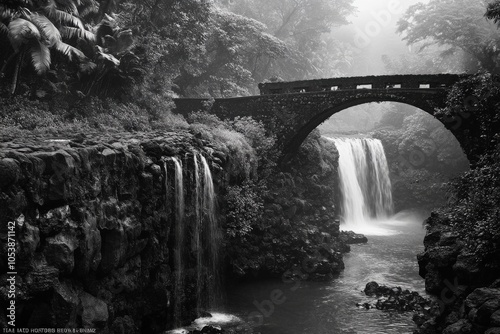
[77,14,143,97]
[0,0,95,94]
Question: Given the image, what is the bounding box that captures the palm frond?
[29,40,51,73]
[8,18,41,51]
[79,0,99,18]
[0,6,15,21]
[54,40,86,60]
[0,21,9,36]
[43,1,85,30]
[29,13,61,47]
[60,26,95,42]
[97,45,119,66]
[54,0,79,15]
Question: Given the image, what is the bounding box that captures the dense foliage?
[420,72,500,268]
[397,0,500,73]
[443,146,500,261]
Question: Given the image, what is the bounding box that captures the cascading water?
[327,137,393,234]
[165,153,220,329]
[193,153,203,314]
[170,157,185,325]
[199,155,219,309]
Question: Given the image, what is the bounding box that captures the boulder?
[79,291,109,328]
[362,281,432,312]
[453,253,481,285]
[44,230,78,274]
[340,231,368,244]
[51,282,79,327]
[364,281,380,296]
[465,288,500,312]
[442,319,473,334]
[477,298,500,325]
[0,158,20,187]
[191,326,225,334]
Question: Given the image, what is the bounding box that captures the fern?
[29,41,51,74]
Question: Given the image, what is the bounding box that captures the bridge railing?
[258,74,466,95]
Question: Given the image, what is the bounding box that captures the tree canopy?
[217,0,355,82]
[397,0,500,73]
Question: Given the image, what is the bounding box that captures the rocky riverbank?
[358,281,432,313]
[414,212,500,334]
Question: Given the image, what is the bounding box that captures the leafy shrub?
[224,181,265,239]
[434,72,500,161]
[436,145,500,261]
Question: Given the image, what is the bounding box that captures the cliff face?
[0,130,345,333]
[224,132,346,281]
[411,142,500,334]
[415,214,500,334]
[0,132,226,332]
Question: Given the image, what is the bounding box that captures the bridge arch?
[282,97,443,162]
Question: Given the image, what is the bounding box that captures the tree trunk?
[11,52,23,95]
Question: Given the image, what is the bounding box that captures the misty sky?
[334,0,427,75]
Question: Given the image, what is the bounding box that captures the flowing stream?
[223,213,426,334]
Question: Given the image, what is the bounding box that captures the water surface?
[223,213,426,334]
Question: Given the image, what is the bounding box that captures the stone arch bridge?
[174,74,472,163]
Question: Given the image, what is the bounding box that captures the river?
[212,211,427,334]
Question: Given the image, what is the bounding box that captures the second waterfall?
[165,152,220,325]
[328,137,394,232]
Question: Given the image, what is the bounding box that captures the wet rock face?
[413,212,500,334]
[0,132,225,332]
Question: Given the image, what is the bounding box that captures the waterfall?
[170,157,185,325]
[328,138,393,231]
[199,155,219,309]
[193,153,203,314]
[165,153,219,323]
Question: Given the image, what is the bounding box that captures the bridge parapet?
[258,74,467,95]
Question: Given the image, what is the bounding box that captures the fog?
[334,0,429,76]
